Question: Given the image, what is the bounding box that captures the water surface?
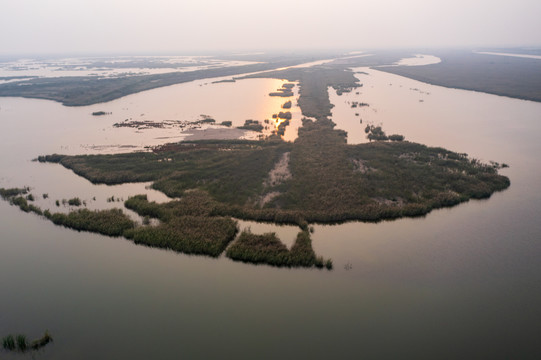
[1,63,541,359]
[394,54,441,66]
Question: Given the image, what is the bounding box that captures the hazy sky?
[2,0,540,54]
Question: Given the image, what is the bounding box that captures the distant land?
[0,54,332,106]
[1,49,540,105]
[377,50,541,103]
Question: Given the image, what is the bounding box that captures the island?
[1,114,509,270]
[91,111,112,116]
[0,58,511,270]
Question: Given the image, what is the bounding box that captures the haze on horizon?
[2,0,540,55]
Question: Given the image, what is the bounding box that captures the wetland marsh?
[1,52,541,359]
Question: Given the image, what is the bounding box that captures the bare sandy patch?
[181,128,252,141]
[265,152,292,187]
[258,152,292,207]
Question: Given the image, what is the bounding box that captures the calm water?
[394,54,442,66]
[0,56,258,80]
[1,62,541,359]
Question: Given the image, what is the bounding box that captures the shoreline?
[376,51,541,103]
[0,56,331,107]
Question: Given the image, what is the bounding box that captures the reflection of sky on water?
[0,73,304,225]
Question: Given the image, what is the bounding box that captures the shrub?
[0,187,28,199]
[68,197,82,206]
[226,230,330,269]
[16,334,27,352]
[50,208,135,236]
[2,335,15,351]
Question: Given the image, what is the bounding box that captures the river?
[1,58,541,359]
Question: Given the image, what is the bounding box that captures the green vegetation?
[364,124,404,142]
[0,187,235,258]
[269,83,295,97]
[38,140,290,203]
[6,195,43,215]
[0,189,133,237]
[30,331,53,351]
[4,126,510,270]
[324,259,333,270]
[0,52,411,108]
[227,231,289,266]
[123,192,238,257]
[1,53,513,271]
[91,111,110,116]
[196,117,216,124]
[47,208,135,237]
[238,119,264,132]
[351,101,369,108]
[68,197,82,206]
[226,229,330,269]
[2,335,15,351]
[275,111,292,120]
[0,56,325,106]
[377,51,541,103]
[2,331,53,353]
[0,187,28,199]
[124,215,237,257]
[16,335,27,352]
[242,65,360,121]
[269,91,293,97]
[36,117,509,225]
[388,134,405,141]
[276,118,290,136]
[212,79,236,84]
[2,195,129,236]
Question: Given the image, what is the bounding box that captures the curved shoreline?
[376,51,541,103]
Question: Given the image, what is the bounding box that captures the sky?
[2,0,540,55]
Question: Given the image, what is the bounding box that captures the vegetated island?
[1,60,510,270]
[269,83,295,97]
[18,116,510,269]
[2,331,53,354]
[2,119,509,270]
[237,119,264,132]
[92,111,111,116]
